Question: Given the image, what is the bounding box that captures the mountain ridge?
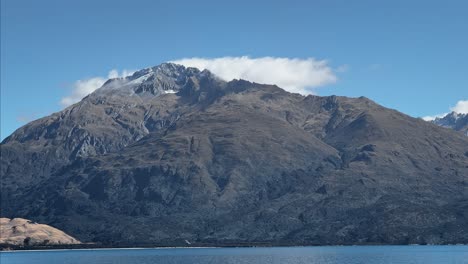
[1,63,467,246]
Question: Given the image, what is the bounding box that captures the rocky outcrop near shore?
[0,218,80,246]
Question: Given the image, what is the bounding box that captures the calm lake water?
[1,246,467,264]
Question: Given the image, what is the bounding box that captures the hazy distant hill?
[1,63,467,246]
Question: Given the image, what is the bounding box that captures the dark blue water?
[1,246,467,264]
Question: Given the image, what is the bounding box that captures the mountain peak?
[431,111,468,136]
[95,63,219,98]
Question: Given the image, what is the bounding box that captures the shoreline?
[2,244,467,252]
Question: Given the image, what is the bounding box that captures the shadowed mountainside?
[1,63,468,246]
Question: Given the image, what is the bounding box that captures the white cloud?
[450,100,468,114]
[171,56,339,95]
[60,70,134,107]
[422,99,468,121]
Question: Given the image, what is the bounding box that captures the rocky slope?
[1,63,468,246]
[0,218,80,246]
[431,112,468,136]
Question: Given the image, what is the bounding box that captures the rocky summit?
[1,63,468,246]
[430,112,468,136]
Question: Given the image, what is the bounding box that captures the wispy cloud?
[422,99,468,121]
[336,64,350,73]
[16,114,38,123]
[60,69,134,107]
[368,63,383,71]
[172,56,341,95]
[422,113,449,121]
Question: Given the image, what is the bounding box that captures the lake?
[1,246,467,264]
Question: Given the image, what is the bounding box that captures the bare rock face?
[0,218,80,246]
[1,63,468,246]
[431,112,468,136]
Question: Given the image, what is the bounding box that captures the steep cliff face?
[1,63,468,246]
[1,64,220,205]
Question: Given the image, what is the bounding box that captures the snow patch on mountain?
[430,112,468,136]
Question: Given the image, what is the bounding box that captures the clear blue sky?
[2,0,467,139]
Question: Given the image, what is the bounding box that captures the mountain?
[0,218,80,246]
[1,63,468,246]
[430,112,468,136]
